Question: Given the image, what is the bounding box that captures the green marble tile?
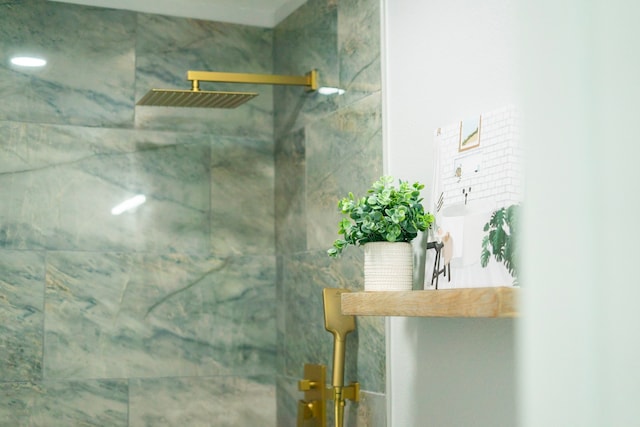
[129,375,275,427]
[0,0,136,127]
[305,93,384,252]
[44,252,276,379]
[210,136,275,256]
[345,391,387,427]
[352,315,386,394]
[282,252,333,376]
[0,379,128,427]
[275,128,307,254]
[276,375,298,427]
[0,250,45,381]
[339,0,382,103]
[0,122,210,254]
[273,0,340,138]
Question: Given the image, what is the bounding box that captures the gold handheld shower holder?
[297,288,359,427]
[137,69,318,109]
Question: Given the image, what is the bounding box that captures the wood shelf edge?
[341,287,519,318]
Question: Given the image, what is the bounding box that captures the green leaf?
[480,204,521,285]
[327,176,435,256]
[480,247,491,268]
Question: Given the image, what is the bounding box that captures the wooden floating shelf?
[341,287,519,318]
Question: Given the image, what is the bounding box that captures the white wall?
[519,0,640,425]
[382,0,519,425]
[384,0,640,426]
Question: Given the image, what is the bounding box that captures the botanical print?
[458,115,481,152]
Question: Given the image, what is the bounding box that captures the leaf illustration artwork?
[481,204,520,285]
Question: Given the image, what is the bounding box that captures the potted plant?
[327,175,434,291]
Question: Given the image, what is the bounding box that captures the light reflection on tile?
[0,122,210,254]
[0,1,136,127]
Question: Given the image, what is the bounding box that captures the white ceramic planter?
[363,241,413,291]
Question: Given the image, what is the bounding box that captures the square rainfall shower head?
[136,89,259,109]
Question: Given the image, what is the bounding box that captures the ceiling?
[48,0,307,27]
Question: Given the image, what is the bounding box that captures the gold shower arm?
[187,69,318,92]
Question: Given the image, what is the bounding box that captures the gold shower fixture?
[137,69,319,109]
[297,288,359,427]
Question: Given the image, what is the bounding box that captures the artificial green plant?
[327,176,434,258]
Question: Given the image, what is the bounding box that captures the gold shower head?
[136,89,258,108]
[137,69,318,109]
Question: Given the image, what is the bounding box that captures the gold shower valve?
[298,364,326,399]
[297,400,320,424]
[298,379,319,391]
[297,364,327,427]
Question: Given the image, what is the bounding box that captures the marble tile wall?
[1,1,276,425]
[1,0,386,425]
[0,122,212,253]
[274,0,387,425]
[0,1,136,127]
